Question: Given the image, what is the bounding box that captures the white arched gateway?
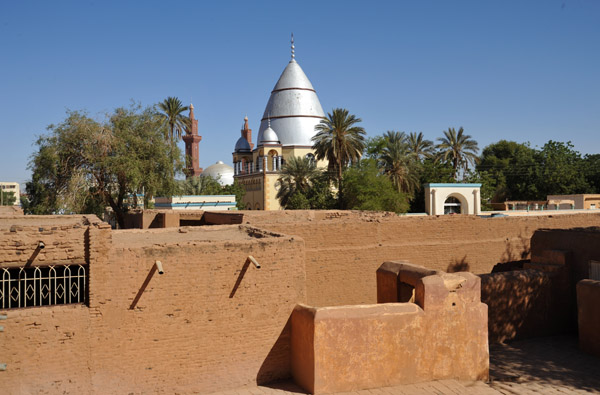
[424,183,482,215]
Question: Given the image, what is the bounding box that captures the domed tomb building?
[233,38,326,210]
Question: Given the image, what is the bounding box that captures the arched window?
[267,150,278,171]
[305,153,315,164]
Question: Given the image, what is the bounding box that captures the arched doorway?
[444,196,462,214]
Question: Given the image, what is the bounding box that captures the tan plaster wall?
[0,224,306,394]
[577,279,600,357]
[0,215,100,267]
[243,210,600,307]
[291,266,488,393]
[531,227,600,286]
[481,270,561,343]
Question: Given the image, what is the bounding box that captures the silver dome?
[201,161,234,186]
[234,136,251,152]
[257,59,325,147]
[258,126,280,145]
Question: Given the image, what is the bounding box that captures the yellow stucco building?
[233,40,325,210]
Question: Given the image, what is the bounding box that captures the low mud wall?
[243,211,600,307]
[1,224,306,394]
[291,262,488,393]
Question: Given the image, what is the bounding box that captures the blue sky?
[1,1,599,187]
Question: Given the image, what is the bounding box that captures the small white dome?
[259,126,280,145]
[201,161,234,186]
[234,136,251,152]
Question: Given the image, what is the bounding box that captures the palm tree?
[158,97,190,143]
[436,127,479,180]
[380,136,420,196]
[384,130,406,145]
[276,156,319,208]
[312,108,366,206]
[407,132,434,161]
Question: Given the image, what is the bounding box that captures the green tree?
[407,132,434,161]
[312,108,366,207]
[1,191,16,206]
[26,105,180,227]
[157,97,190,142]
[476,140,538,201]
[409,158,454,213]
[222,181,247,210]
[276,156,320,209]
[379,133,420,196]
[342,160,409,213]
[436,127,479,180]
[364,135,386,160]
[180,175,223,195]
[582,154,600,193]
[534,140,588,197]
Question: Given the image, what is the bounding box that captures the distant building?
[201,161,234,186]
[0,182,20,206]
[183,103,203,178]
[547,194,600,210]
[424,183,482,215]
[154,195,236,211]
[232,36,326,210]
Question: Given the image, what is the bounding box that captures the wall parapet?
[291,262,488,394]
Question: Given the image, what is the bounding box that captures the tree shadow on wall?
[447,255,470,273]
[500,231,531,263]
[480,268,574,345]
[256,316,307,393]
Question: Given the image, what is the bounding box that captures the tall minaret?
[241,116,254,150]
[183,103,203,178]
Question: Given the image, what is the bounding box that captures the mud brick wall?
[1,223,305,394]
[531,227,600,286]
[0,217,110,394]
[577,279,600,357]
[243,211,600,306]
[480,270,565,343]
[0,217,94,267]
[88,228,305,394]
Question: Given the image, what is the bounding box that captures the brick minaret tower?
[183,103,203,178]
[242,116,254,150]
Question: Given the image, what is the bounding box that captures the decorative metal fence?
[0,264,88,309]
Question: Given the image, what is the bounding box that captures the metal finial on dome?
[291,33,295,59]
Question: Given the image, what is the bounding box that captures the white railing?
[0,264,87,309]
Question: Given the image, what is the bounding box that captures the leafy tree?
[534,140,588,197]
[179,175,223,195]
[407,132,434,161]
[409,158,454,213]
[436,127,479,180]
[342,160,409,213]
[276,156,320,209]
[379,133,420,196]
[582,154,600,193]
[364,135,386,160]
[312,108,366,207]
[222,181,247,210]
[476,140,539,201]
[1,191,16,206]
[26,105,180,227]
[157,97,190,142]
[286,192,311,210]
